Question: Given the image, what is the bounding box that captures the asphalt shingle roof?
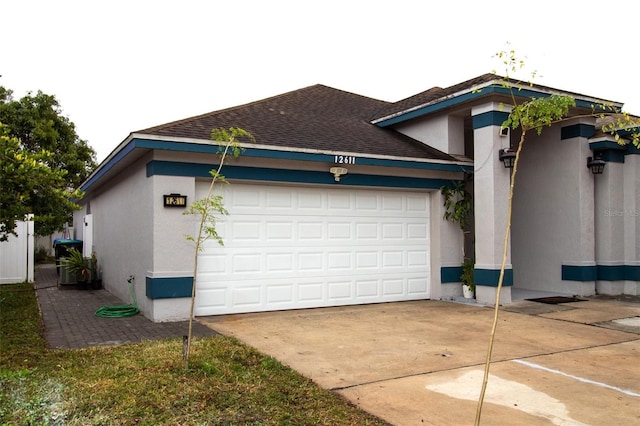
[139,84,456,161]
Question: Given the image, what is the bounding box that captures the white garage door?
[194,182,430,316]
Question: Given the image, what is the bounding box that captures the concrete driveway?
[199,298,640,425]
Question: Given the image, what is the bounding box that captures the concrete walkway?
[35,263,216,349]
[201,296,640,425]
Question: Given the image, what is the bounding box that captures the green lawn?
[0,283,388,425]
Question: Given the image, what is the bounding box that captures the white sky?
[4,0,638,162]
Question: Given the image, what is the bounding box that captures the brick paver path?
[35,264,216,349]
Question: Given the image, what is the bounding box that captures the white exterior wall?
[472,102,512,304]
[148,173,198,321]
[394,112,466,299]
[511,119,596,296]
[431,190,465,299]
[76,154,155,317]
[395,115,465,155]
[623,153,640,294]
[596,149,640,295]
[595,159,624,294]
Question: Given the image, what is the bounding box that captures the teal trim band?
[589,141,637,163]
[474,268,513,287]
[81,142,137,191]
[146,161,454,190]
[562,264,640,281]
[561,124,595,140]
[375,86,506,127]
[562,265,597,281]
[441,266,463,283]
[597,266,625,281]
[597,265,640,281]
[81,138,471,192]
[472,111,510,129]
[602,150,625,163]
[616,127,640,138]
[146,276,193,299]
[589,141,627,151]
[136,139,471,173]
[374,85,608,128]
[624,265,640,280]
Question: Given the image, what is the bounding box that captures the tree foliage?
[0,123,83,241]
[183,127,254,368]
[0,86,97,236]
[441,179,473,231]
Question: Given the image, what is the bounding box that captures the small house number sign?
[163,193,187,207]
[334,155,357,164]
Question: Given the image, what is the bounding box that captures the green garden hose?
[95,275,140,318]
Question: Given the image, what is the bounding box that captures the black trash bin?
[53,238,83,275]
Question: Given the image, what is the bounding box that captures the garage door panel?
[408,277,429,294]
[266,222,294,240]
[232,221,262,240]
[298,281,324,302]
[407,222,428,239]
[328,280,352,300]
[266,284,294,303]
[234,285,262,307]
[194,183,430,316]
[382,195,404,211]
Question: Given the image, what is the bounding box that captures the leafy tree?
[0,123,83,241]
[183,127,254,368]
[474,49,640,425]
[0,86,96,236]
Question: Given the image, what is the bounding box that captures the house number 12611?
[334,155,357,164]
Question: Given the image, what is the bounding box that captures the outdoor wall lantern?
[587,154,606,175]
[329,167,348,182]
[498,148,516,168]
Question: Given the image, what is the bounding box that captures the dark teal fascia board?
[147,161,454,190]
[616,127,640,138]
[138,139,471,173]
[441,266,463,283]
[375,85,506,127]
[472,111,510,129]
[146,276,193,299]
[475,268,513,287]
[561,124,596,140]
[354,156,472,173]
[374,85,606,128]
[80,141,137,191]
[81,138,471,192]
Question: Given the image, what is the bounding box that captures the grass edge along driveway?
[0,283,388,425]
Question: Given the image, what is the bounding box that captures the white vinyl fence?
[0,215,35,284]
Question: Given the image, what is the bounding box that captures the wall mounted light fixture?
[587,154,606,175]
[329,167,348,182]
[498,148,516,168]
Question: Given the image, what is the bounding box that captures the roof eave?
[372,78,624,127]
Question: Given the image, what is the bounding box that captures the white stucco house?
[74,74,639,322]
